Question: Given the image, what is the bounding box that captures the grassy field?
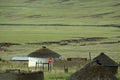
[0,26,120,43]
[0,26,120,61]
[0,0,120,24]
[0,26,119,79]
[0,0,120,80]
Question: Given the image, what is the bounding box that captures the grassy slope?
[0,0,120,24]
[0,0,120,79]
[0,26,120,43]
[0,0,120,61]
[0,0,120,43]
[0,0,119,60]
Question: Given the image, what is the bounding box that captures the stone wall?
[0,71,44,80]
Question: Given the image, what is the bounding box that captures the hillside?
[0,0,120,25]
[0,2,120,79]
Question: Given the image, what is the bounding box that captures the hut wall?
[18,71,44,80]
[0,71,44,80]
[28,57,51,67]
[0,73,17,80]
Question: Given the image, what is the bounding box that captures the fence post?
[64,65,68,73]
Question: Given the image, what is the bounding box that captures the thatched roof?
[28,47,61,58]
[93,53,118,66]
[67,53,119,80]
[67,61,119,80]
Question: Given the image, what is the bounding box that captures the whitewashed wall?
[28,57,50,67]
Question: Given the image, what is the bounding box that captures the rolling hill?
[0,0,120,25]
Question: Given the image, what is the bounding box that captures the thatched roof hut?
[67,53,119,80]
[28,46,61,67]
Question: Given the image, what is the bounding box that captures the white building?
[28,47,61,67]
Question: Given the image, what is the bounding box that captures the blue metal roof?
[11,57,28,61]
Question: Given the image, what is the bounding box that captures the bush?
[0,58,6,62]
[0,58,2,61]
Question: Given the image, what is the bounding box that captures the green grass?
[0,26,120,61]
[44,72,70,80]
[0,26,120,43]
[0,0,120,24]
[0,0,120,79]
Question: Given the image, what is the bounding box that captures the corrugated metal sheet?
[11,57,28,61]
